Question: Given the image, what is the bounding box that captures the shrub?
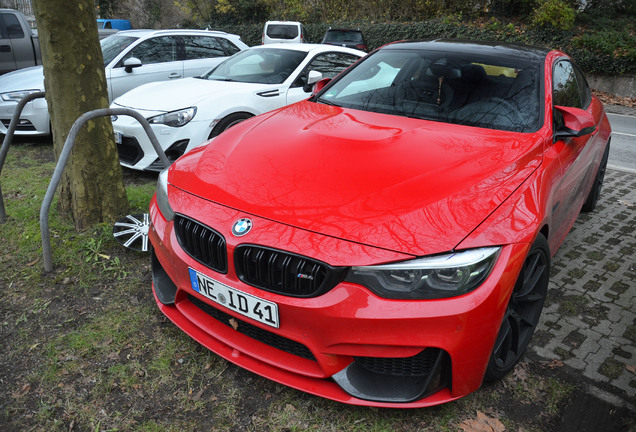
[531,0,576,30]
[215,15,635,76]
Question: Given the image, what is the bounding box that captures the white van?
[262,21,307,44]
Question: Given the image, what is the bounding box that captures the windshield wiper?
[315,97,341,107]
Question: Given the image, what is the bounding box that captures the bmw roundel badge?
[232,218,252,237]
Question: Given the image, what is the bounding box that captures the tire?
[581,140,610,213]
[484,233,550,382]
[208,113,252,139]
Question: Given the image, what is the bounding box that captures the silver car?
[0,29,248,136]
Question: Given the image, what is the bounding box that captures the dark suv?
[320,28,368,52]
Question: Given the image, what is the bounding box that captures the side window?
[301,25,307,42]
[218,38,241,56]
[118,36,178,66]
[553,60,581,108]
[293,53,359,87]
[573,65,592,109]
[0,14,7,39]
[183,36,225,60]
[3,14,25,39]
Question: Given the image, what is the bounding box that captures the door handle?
[168,73,182,79]
[0,45,11,53]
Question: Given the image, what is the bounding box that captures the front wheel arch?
[208,112,253,139]
[484,233,550,382]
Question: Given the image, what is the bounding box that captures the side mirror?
[554,105,596,141]
[123,57,142,73]
[303,70,323,92]
[311,78,331,95]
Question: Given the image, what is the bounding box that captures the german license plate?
[188,268,279,328]
[114,131,122,145]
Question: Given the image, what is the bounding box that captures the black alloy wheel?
[485,233,550,381]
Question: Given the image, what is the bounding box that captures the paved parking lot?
[531,160,635,411]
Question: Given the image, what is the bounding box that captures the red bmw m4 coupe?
[148,40,611,407]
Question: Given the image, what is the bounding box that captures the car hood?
[113,77,275,113]
[0,66,44,92]
[170,101,543,256]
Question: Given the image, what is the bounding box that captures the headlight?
[148,107,196,127]
[345,247,501,299]
[1,89,41,102]
[156,168,175,221]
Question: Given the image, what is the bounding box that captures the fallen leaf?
[592,90,636,108]
[512,363,528,381]
[460,411,506,432]
[626,364,636,375]
[190,389,204,401]
[229,318,238,330]
[546,359,564,369]
[11,383,31,399]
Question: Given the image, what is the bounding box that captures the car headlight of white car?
[346,247,501,299]
[1,89,41,102]
[148,107,197,127]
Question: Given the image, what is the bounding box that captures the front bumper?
[0,97,50,135]
[148,191,529,407]
[112,112,211,171]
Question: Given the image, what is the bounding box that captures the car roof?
[247,43,365,55]
[265,21,302,25]
[113,29,238,39]
[382,39,550,61]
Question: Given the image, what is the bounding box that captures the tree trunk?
[32,0,129,229]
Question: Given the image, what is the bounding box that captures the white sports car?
[110,44,365,171]
[0,29,247,136]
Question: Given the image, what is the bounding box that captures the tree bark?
[32,0,129,229]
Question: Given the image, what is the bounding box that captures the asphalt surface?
[606,107,636,174]
[529,105,636,425]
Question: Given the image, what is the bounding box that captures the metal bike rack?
[0,91,46,223]
[39,107,170,272]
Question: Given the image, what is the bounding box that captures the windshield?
[202,49,307,84]
[317,49,543,132]
[266,24,299,40]
[100,35,138,66]
[325,30,363,43]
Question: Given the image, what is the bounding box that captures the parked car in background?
[97,19,132,39]
[0,8,41,75]
[97,18,132,30]
[148,39,611,407]
[262,21,307,44]
[321,28,368,52]
[0,29,247,136]
[111,43,364,171]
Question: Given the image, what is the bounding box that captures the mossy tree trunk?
[32,0,129,229]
